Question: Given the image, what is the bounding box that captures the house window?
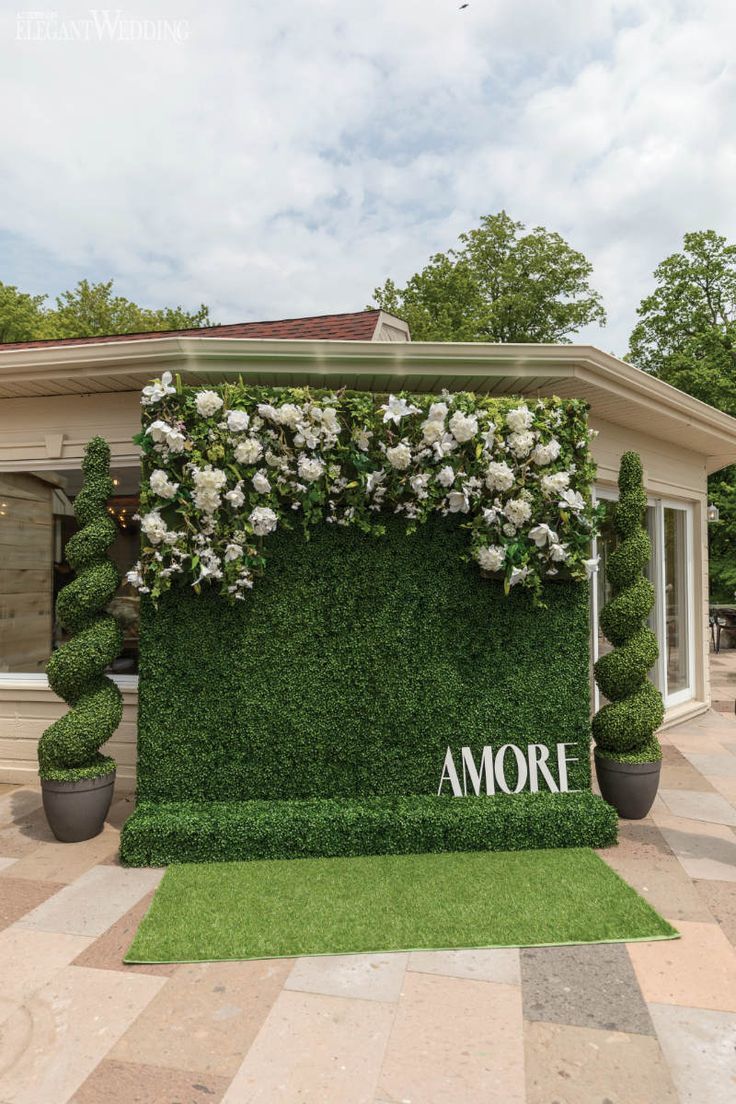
[592,490,695,710]
[0,465,140,680]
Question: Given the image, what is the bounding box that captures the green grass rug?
[125,848,678,963]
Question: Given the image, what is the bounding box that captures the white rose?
[506,405,533,432]
[386,443,412,470]
[531,439,561,466]
[298,455,325,483]
[235,439,263,465]
[436,465,456,488]
[165,428,186,453]
[275,403,302,429]
[149,469,179,500]
[427,402,448,423]
[421,419,445,445]
[225,486,245,508]
[541,471,570,497]
[507,431,535,458]
[447,491,470,513]
[192,466,227,514]
[485,461,514,492]
[140,511,167,545]
[249,506,278,536]
[224,543,243,562]
[195,390,223,417]
[319,407,341,434]
[475,544,506,572]
[257,403,278,422]
[528,523,558,548]
[410,473,430,496]
[505,498,532,527]
[146,419,171,444]
[227,409,250,433]
[449,411,478,444]
[252,470,271,494]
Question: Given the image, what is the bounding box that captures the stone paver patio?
[1,655,736,1103]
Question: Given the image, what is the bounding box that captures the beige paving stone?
[377,971,525,1104]
[0,928,92,1008]
[408,947,521,985]
[17,865,164,937]
[651,811,736,882]
[658,788,736,826]
[72,890,178,977]
[70,1057,231,1104]
[1,825,121,884]
[0,812,55,860]
[0,857,16,872]
[0,789,42,830]
[628,920,736,1012]
[111,957,294,1078]
[221,990,395,1104]
[524,1020,678,1104]
[597,821,673,864]
[709,775,736,804]
[285,952,407,1003]
[686,752,736,778]
[693,879,736,945]
[649,1002,736,1104]
[0,878,62,932]
[599,853,712,923]
[659,745,718,791]
[0,964,164,1104]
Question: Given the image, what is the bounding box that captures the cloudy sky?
[1,0,734,353]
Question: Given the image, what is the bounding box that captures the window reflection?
[664,507,689,696]
[0,466,140,675]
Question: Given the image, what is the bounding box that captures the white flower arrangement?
[132,381,601,601]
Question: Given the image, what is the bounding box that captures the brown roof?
[0,310,385,350]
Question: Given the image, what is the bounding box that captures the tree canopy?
[0,278,211,343]
[628,230,736,598]
[372,211,606,343]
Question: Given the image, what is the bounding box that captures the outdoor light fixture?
[707,503,720,523]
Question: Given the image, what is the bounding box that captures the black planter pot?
[594,753,660,820]
[41,771,116,843]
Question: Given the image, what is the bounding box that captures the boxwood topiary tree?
[592,451,664,762]
[38,437,123,782]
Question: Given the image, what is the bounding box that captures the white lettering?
[494,744,528,794]
[438,747,462,797]
[461,746,495,796]
[528,744,559,793]
[557,743,578,793]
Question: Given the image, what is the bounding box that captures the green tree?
[0,277,212,343]
[372,211,606,342]
[0,282,47,342]
[628,231,736,598]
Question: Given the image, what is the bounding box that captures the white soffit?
[1,337,736,472]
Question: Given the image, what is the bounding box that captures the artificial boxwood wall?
[133,514,592,804]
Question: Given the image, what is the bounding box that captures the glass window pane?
[664,506,690,696]
[0,466,140,675]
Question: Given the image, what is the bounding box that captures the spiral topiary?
[592,451,664,763]
[38,437,123,782]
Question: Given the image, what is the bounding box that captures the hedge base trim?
[120,792,618,866]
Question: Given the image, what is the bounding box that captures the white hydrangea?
[235,439,263,465]
[140,511,168,545]
[195,390,224,417]
[475,545,506,572]
[257,403,278,421]
[507,431,535,459]
[386,443,412,470]
[531,439,561,466]
[505,498,532,527]
[427,401,448,422]
[506,405,533,432]
[436,465,456,488]
[275,403,302,429]
[449,411,478,444]
[191,466,227,513]
[297,455,324,483]
[252,470,271,494]
[485,461,515,491]
[421,419,445,445]
[149,469,179,499]
[249,505,278,536]
[227,409,250,433]
[541,471,570,497]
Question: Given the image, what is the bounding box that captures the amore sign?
[438,743,579,797]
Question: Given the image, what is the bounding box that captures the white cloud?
[0,0,734,352]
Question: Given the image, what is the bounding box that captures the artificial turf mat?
[125,848,678,963]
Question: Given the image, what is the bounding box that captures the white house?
[1,309,735,786]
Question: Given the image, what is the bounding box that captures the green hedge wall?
[133,514,592,804]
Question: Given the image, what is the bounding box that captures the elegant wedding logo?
[16,10,191,43]
[438,743,579,796]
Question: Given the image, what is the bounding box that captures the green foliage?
[121,514,609,862]
[593,452,664,762]
[371,211,606,342]
[628,230,736,598]
[0,277,211,343]
[120,792,618,866]
[38,437,124,782]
